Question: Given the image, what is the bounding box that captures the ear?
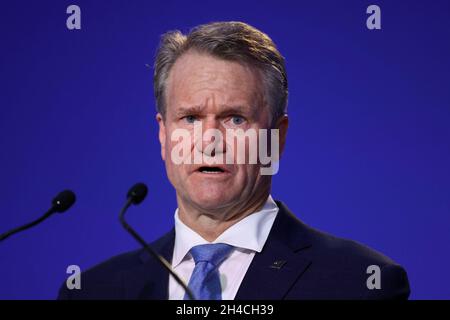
[275,114,289,159]
[156,113,166,161]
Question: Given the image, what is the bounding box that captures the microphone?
[119,182,196,300]
[0,190,76,242]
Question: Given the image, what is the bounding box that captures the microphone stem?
[119,198,196,300]
[0,208,56,242]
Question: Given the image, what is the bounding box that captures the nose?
[195,117,225,157]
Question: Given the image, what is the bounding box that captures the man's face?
[157,50,285,213]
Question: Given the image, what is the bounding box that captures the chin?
[191,191,235,211]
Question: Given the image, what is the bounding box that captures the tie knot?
[189,243,234,267]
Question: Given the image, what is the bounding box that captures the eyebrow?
[174,104,253,118]
[218,105,252,116]
[174,105,205,118]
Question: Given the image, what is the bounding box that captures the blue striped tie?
[184,243,234,300]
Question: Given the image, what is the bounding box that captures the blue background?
[1,0,449,299]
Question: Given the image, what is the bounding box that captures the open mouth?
[198,166,225,174]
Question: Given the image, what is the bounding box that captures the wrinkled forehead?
[165,50,267,116]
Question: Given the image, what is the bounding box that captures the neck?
[177,190,270,242]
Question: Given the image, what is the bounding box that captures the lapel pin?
[270,260,287,269]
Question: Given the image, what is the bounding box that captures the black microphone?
[119,182,196,300]
[0,190,76,242]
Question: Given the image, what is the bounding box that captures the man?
[58,21,410,300]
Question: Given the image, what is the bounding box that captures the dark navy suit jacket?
[58,201,410,300]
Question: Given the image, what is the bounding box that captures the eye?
[231,116,245,125]
[183,115,198,124]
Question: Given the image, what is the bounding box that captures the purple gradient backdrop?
[0,0,449,299]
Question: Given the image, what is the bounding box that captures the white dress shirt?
[168,195,279,300]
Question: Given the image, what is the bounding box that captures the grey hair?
[153,21,288,124]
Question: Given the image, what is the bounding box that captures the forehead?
[165,50,265,113]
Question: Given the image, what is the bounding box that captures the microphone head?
[52,190,76,213]
[127,183,148,205]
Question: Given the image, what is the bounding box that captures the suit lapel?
[235,202,313,300]
[122,229,175,300]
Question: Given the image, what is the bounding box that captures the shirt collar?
[172,195,279,268]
